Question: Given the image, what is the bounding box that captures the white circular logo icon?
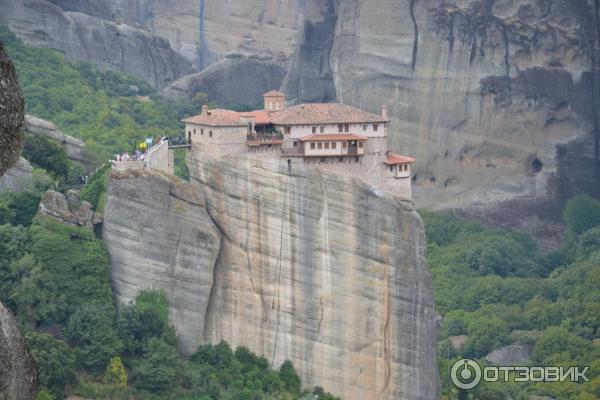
[450,359,482,390]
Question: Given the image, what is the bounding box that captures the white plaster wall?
[281,123,386,139]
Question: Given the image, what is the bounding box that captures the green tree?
[26,332,76,398]
[11,256,63,327]
[532,326,593,364]
[23,135,70,179]
[463,317,510,358]
[133,337,181,393]
[117,303,169,354]
[64,304,122,370]
[279,360,301,395]
[104,356,128,387]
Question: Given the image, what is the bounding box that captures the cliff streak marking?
[271,174,290,368]
[409,0,418,70]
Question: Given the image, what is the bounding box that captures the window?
[373,124,378,131]
[338,124,343,132]
[284,126,291,134]
[404,164,409,171]
[325,142,330,149]
[209,131,213,138]
[359,142,363,148]
[293,141,297,147]
[344,124,349,132]
[312,126,317,134]
[201,129,204,135]
[389,165,393,172]
[317,142,323,149]
[193,128,196,134]
[363,124,367,131]
[332,142,336,149]
[310,143,315,149]
[320,126,325,133]
[342,142,347,148]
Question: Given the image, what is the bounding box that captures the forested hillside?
[425,197,600,399]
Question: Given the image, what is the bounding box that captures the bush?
[23,135,70,179]
[80,164,110,211]
[64,304,122,370]
[26,332,76,398]
[133,338,180,393]
[279,360,301,395]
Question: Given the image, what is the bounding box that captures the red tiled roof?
[385,153,415,165]
[240,110,272,124]
[270,103,389,125]
[299,133,368,142]
[182,108,246,127]
[263,90,285,97]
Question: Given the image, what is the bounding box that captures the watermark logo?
[450,359,482,389]
[450,359,590,390]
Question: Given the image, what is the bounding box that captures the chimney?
[381,105,388,119]
[202,105,208,116]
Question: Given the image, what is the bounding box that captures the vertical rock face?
[0,39,24,177]
[160,55,288,106]
[103,169,221,356]
[283,0,600,228]
[103,155,439,400]
[0,302,38,400]
[0,158,33,194]
[1,0,305,77]
[149,0,305,69]
[0,0,196,89]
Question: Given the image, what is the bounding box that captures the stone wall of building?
[188,124,249,157]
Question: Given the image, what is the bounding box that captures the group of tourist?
[112,136,170,163]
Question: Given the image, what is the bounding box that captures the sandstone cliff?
[1,0,304,80]
[25,116,86,164]
[283,0,600,241]
[0,0,196,89]
[0,302,38,400]
[161,54,288,107]
[103,155,439,400]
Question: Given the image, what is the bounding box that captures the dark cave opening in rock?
[531,157,543,174]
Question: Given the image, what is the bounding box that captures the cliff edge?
[103,154,439,400]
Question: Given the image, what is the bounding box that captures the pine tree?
[104,356,127,387]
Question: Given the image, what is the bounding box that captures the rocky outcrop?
[0,302,38,400]
[2,0,304,77]
[25,116,86,164]
[39,189,102,234]
[485,344,532,365]
[0,158,33,194]
[103,169,221,356]
[103,155,439,400]
[148,0,305,69]
[283,0,600,237]
[0,0,195,89]
[0,40,24,177]
[161,55,288,107]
